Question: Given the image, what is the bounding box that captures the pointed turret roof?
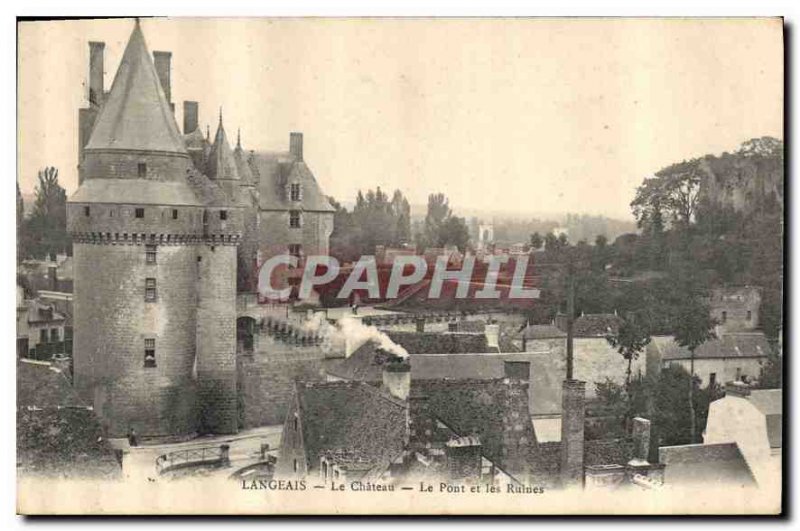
[84,20,187,155]
[207,112,240,181]
[233,128,256,186]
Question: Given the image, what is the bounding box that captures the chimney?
[503,360,531,381]
[445,436,482,482]
[382,355,411,401]
[485,323,500,351]
[415,317,426,333]
[560,379,586,489]
[631,417,651,462]
[88,41,105,107]
[725,380,751,397]
[183,101,199,134]
[48,265,58,292]
[290,132,303,161]
[153,51,173,110]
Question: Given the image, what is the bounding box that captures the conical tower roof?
[233,129,256,186]
[207,113,240,181]
[85,20,187,155]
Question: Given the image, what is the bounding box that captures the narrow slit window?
[172,209,178,220]
[84,206,90,217]
[138,163,147,178]
[144,338,156,368]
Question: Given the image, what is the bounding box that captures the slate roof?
[234,142,256,186]
[658,442,757,487]
[70,178,202,206]
[207,119,240,181]
[17,360,120,479]
[183,128,208,151]
[249,151,334,213]
[295,381,407,473]
[384,278,538,312]
[329,332,518,382]
[84,21,187,155]
[521,324,566,340]
[651,333,771,361]
[748,389,782,449]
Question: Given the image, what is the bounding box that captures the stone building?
[67,20,336,438]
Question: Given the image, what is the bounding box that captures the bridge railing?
[155,444,230,475]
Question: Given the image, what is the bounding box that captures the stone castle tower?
[67,21,241,437]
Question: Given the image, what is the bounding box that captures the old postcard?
[15,17,784,515]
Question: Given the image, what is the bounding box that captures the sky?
[17,17,783,220]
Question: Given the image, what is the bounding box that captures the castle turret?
[67,19,241,437]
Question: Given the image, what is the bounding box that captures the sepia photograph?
[14,15,784,515]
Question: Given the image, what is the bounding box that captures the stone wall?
[80,150,191,182]
[196,243,239,434]
[73,242,200,436]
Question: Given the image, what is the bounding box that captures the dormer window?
[289,210,301,228]
[138,163,147,178]
[290,183,301,202]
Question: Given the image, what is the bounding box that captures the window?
[135,208,145,219]
[288,244,303,259]
[735,367,742,381]
[289,210,301,228]
[172,209,178,220]
[40,329,47,344]
[219,210,228,221]
[50,328,59,342]
[721,311,727,323]
[145,244,157,264]
[84,206,90,217]
[144,338,156,368]
[145,278,157,302]
[137,163,147,178]
[746,310,752,321]
[290,183,301,201]
[293,459,298,473]
[709,372,717,388]
[109,209,114,218]
[293,415,299,432]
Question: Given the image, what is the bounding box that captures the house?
[16,295,68,361]
[703,383,781,488]
[276,359,536,486]
[709,286,762,333]
[646,333,771,387]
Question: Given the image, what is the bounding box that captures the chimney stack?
[725,380,751,397]
[485,323,500,351]
[503,360,531,382]
[88,41,105,107]
[560,379,586,489]
[382,355,411,401]
[183,101,199,134]
[290,132,304,161]
[631,417,651,462]
[153,51,173,111]
[445,436,482,482]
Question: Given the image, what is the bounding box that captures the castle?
[67,20,333,437]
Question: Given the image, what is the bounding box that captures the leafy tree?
[757,350,782,389]
[530,232,543,250]
[437,216,470,252]
[22,167,69,259]
[672,292,717,443]
[631,158,703,231]
[606,311,652,393]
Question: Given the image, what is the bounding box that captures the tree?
[17,182,24,263]
[22,167,69,259]
[606,311,652,393]
[631,158,703,231]
[437,216,470,252]
[672,293,717,443]
[530,232,543,250]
